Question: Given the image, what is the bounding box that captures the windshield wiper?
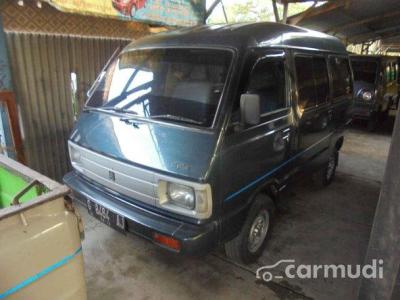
[98,107,138,115]
[150,114,204,125]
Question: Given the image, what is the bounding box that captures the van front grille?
[72,143,158,207]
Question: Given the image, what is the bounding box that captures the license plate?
[87,199,126,233]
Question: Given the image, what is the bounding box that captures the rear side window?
[329,56,352,99]
[295,56,329,109]
[246,60,286,115]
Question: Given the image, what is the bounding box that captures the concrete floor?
[78,124,392,300]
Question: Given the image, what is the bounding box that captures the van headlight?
[361,90,373,101]
[68,142,83,172]
[69,144,81,163]
[167,183,195,210]
[158,180,212,219]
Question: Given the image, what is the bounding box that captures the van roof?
[125,22,347,54]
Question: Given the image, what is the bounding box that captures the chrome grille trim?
[69,142,157,206]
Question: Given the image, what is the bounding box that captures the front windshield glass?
[86,48,232,127]
[352,60,378,84]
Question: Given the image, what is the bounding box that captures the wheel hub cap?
[248,210,270,253]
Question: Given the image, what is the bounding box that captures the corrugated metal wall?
[6,32,130,181]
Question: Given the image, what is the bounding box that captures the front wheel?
[225,195,275,264]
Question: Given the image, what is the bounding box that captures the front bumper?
[352,102,375,120]
[63,171,218,256]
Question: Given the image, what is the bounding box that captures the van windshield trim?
[351,59,379,84]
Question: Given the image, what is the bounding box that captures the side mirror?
[240,94,260,126]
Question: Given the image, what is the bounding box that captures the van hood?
[70,111,218,180]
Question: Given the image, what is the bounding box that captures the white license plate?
[87,199,126,233]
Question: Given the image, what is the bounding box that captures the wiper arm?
[150,114,203,125]
[98,107,138,116]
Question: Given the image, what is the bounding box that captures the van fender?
[219,178,278,244]
[240,179,279,223]
[247,177,280,205]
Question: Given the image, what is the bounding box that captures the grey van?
[350,55,399,130]
[64,22,353,263]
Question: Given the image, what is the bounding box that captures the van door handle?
[273,131,289,151]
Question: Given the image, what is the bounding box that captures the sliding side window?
[295,56,329,110]
[246,59,286,116]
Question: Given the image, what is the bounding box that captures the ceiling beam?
[277,0,334,3]
[326,11,400,34]
[381,44,400,48]
[350,28,400,44]
[385,48,400,53]
[287,0,345,25]
[382,37,400,43]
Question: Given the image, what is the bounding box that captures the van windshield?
[352,60,378,84]
[86,48,232,127]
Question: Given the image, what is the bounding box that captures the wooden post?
[272,0,280,23]
[0,15,12,91]
[0,16,25,163]
[0,91,25,163]
[358,106,400,299]
[282,2,289,24]
[221,0,228,23]
[204,0,222,23]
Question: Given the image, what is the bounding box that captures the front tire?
[225,195,275,264]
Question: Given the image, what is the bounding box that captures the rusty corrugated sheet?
[6,32,129,180]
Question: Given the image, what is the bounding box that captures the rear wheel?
[225,195,275,264]
[313,150,338,186]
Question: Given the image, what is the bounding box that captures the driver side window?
[230,58,287,125]
[247,59,286,115]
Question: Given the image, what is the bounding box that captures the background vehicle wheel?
[313,151,338,186]
[130,5,136,17]
[225,195,275,264]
